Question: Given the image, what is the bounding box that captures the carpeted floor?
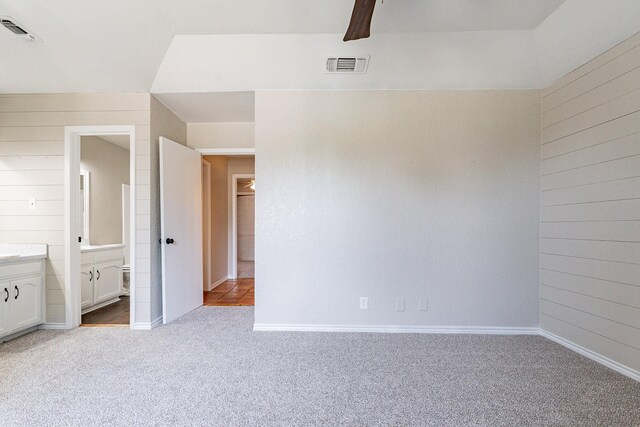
[1,307,639,426]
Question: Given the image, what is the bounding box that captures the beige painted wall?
[540,32,640,374]
[204,156,229,286]
[0,93,151,325]
[187,122,255,149]
[80,136,130,245]
[255,90,541,328]
[149,95,187,323]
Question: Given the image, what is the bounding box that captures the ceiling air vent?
[0,17,41,41]
[325,56,369,73]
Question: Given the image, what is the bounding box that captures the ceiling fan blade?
[343,0,377,42]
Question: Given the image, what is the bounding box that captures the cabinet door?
[0,281,11,337]
[10,275,43,331]
[93,261,122,304]
[81,266,94,309]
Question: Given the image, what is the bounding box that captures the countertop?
[0,243,48,265]
[81,243,125,253]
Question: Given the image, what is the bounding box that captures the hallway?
[204,279,254,306]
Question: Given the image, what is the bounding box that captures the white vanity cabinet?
[0,260,45,342]
[81,245,123,314]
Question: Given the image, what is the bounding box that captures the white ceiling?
[146,0,566,33]
[2,0,640,123]
[0,0,564,94]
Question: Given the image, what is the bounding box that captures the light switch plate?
[360,297,368,310]
[396,297,405,312]
[419,297,428,311]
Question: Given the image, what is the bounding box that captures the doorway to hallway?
[204,279,254,306]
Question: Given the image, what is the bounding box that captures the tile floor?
[204,279,254,306]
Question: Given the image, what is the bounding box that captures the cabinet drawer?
[0,261,43,280]
[93,249,123,264]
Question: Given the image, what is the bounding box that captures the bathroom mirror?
[80,170,90,245]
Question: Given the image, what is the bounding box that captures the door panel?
[11,275,42,331]
[160,137,203,324]
[0,281,11,336]
[81,266,94,309]
[94,261,122,304]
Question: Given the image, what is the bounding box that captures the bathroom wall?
[80,136,130,245]
[0,92,151,326]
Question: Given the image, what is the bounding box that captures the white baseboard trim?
[540,329,640,382]
[131,316,163,330]
[207,276,228,292]
[253,323,539,335]
[150,316,163,329]
[40,323,68,330]
[2,326,40,342]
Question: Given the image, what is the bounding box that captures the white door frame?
[64,125,136,329]
[201,159,212,290]
[230,173,255,279]
[196,148,255,156]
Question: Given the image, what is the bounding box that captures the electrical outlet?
[360,297,368,310]
[419,297,428,312]
[28,198,36,210]
[396,297,405,312]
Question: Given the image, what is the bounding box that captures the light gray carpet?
[1,308,639,426]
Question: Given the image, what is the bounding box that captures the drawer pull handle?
[14,285,19,300]
[3,287,8,302]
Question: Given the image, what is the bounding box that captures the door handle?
[3,288,8,302]
[14,285,19,300]
[89,270,93,281]
[166,238,175,244]
[96,269,100,280]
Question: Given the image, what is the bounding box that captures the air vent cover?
[326,56,369,73]
[1,17,41,41]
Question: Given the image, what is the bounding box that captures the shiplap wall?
[0,93,151,326]
[540,32,640,373]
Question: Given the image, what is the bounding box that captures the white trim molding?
[132,316,164,330]
[64,125,137,330]
[540,329,640,383]
[196,148,255,156]
[40,323,68,330]
[253,324,539,335]
[207,276,228,292]
[230,173,255,279]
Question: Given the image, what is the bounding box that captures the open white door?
[160,137,203,324]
